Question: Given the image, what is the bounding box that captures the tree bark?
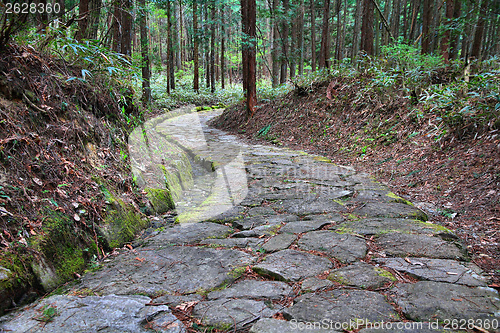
[470,0,488,59]
[360,0,374,55]
[280,0,290,84]
[139,0,151,106]
[241,0,256,118]
[440,0,454,62]
[76,0,89,41]
[310,0,316,71]
[319,0,331,68]
[391,0,401,42]
[271,0,280,87]
[210,0,216,93]
[193,0,199,92]
[167,0,175,91]
[297,0,304,75]
[352,0,362,59]
[421,0,432,54]
[221,4,226,89]
[121,0,132,56]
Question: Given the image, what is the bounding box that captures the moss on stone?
[374,267,397,281]
[313,156,332,163]
[386,192,414,206]
[145,188,175,214]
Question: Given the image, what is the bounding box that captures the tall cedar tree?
[138,0,151,105]
[319,0,330,68]
[193,0,199,92]
[241,0,257,118]
[360,0,374,55]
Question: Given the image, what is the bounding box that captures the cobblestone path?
[1,109,498,333]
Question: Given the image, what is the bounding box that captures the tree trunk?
[360,0,374,55]
[87,0,101,39]
[241,0,256,118]
[167,0,175,91]
[352,0,362,59]
[421,0,432,54]
[470,0,488,59]
[210,0,216,93]
[297,0,304,75]
[290,4,297,79]
[271,0,280,87]
[409,0,420,43]
[310,0,316,71]
[280,0,290,84]
[440,0,454,62]
[319,0,331,68]
[121,0,132,56]
[139,0,151,106]
[111,0,122,52]
[221,4,226,89]
[76,0,89,41]
[193,0,199,92]
[391,0,401,42]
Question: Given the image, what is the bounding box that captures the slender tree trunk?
[470,0,488,59]
[76,0,89,41]
[87,0,101,39]
[280,0,290,83]
[241,0,256,118]
[421,0,432,54]
[391,0,401,42]
[121,0,132,56]
[297,0,304,75]
[440,0,454,62]
[460,1,473,59]
[193,0,199,91]
[352,0,362,59]
[221,4,225,89]
[112,0,121,52]
[360,0,374,55]
[167,0,175,90]
[290,4,297,79]
[449,0,461,59]
[409,0,420,43]
[271,0,280,87]
[210,1,216,93]
[139,0,151,106]
[319,0,330,68]
[310,0,316,71]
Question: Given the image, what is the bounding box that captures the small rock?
[262,233,297,252]
[301,277,334,292]
[328,262,395,289]
[298,230,367,263]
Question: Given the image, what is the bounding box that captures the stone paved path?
[1,109,499,332]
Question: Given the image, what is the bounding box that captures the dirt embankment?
[0,44,148,314]
[211,77,500,285]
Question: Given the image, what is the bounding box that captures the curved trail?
[1,109,498,332]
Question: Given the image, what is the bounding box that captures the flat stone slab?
[262,233,297,252]
[273,199,346,216]
[298,230,367,263]
[247,206,277,216]
[253,249,332,281]
[301,277,335,292]
[192,298,278,330]
[389,281,500,322]
[249,318,341,332]
[145,222,230,245]
[207,280,293,300]
[376,233,466,260]
[331,218,456,238]
[75,246,254,295]
[232,214,295,230]
[0,294,185,333]
[232,224,281,238]
[328,262,395,289]
[353,203,428,221]
[280,219,332,234]
[207,205,247,223]
[284,289,399,326]
[376,257,489,287]
[200,237,264,249]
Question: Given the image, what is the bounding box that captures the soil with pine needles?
[211,78,500,286]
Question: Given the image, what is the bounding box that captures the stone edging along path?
[1,109,498,332]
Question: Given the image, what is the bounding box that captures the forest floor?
[211,78,500,286]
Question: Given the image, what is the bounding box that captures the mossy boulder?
[145,188,174,214]
[0,250,34,315]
